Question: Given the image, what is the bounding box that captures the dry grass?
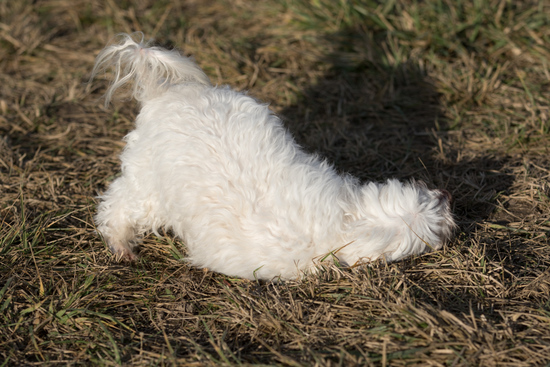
[1,0,550,365]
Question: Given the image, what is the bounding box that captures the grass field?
[1,0,550,365]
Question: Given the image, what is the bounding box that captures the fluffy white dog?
[92,33,455,280]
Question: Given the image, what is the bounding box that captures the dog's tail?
[90,32,211,106]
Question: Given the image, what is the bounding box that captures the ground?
[1,0,549,365]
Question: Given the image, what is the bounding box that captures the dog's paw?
[107,243,138,262]
[114,248,138,261]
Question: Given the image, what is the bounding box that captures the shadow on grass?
[280,27,514,233]
[277,27,517,317]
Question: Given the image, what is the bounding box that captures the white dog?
[92,33,455,280]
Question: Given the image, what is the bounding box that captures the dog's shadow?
[272,27,516,314]
[277,29,513,232]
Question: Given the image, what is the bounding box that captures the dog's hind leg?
[95,177,142,260]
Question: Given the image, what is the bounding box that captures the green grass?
[1,0,550,365]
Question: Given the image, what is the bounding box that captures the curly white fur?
[92,33,455,280]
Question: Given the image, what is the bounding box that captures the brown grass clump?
[1,0,549,365]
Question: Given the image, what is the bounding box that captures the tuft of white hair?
[90,32,211,106]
